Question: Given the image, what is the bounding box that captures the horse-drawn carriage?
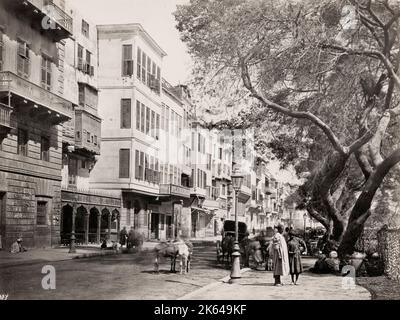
[216,220,248,265]
[217,221,272,269]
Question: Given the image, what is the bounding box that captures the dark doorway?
[75,207,87,244]
[151,212,159,240]
[89,208,99,243]
[166,215,172,239]
[191,212,197,238]
[61,205,73,245]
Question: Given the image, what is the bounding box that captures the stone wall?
[378,226,400,282]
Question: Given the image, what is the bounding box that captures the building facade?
[0,0,74,249]
[0,0,120,250]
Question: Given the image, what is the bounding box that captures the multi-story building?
[91,24,167,240]
[0,0,120,250]
[0,0,74,249]
[59,5,120,246]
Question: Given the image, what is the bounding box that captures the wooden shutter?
[136,101,141,130]
[137,47,142,79]
[135,150,140,179]
[120,99,131,129]
[119,149,130,178]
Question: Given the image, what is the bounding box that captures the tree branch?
[347,129,374,154]
[321,44,400,88]
[239,57,347,155]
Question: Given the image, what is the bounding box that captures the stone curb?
[177,268,252,300]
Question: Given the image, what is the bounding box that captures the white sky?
[69,0,192,85]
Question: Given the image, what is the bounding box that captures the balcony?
[74,109,101,155]
[0,102,14,133]
[190,187,207,198]
[159,184,191,198]
[3,0,73,41]
[0,71,73,124]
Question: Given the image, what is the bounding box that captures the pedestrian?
[287,230,307,285]
[127,226,135,249]
[120,226,128,247]
[10,238,27,254]
[268,225,289,286]
[283,227,290,244]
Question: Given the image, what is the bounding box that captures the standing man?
[119,226,128,248]
[269,225,290,286]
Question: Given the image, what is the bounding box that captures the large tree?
[175,0,400,257]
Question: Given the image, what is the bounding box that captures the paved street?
[0,242,230,300]
[0,241,372,300]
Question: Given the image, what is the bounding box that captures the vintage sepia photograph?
[0,0,400,304]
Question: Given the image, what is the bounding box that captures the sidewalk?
[0,241,161,268]
[179,262,372,300]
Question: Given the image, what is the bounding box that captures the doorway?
[166,215,172,239]
[151,212,159,240]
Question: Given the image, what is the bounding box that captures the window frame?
[41,55,52,91]
[122,44,133,77]
[17,39,30,78]
[120,98,132,129]
[81,19,89,38]
[40,136,50,162]
[119,149,130,179]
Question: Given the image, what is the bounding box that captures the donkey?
[154,240,192,274]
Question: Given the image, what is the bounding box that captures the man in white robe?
[269,225,290,286]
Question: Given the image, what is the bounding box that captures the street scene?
[1,0,400,301]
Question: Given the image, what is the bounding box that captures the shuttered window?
[120,99,131,129]
[77,44,84,71]
[41,55,52,91]
[146,107,150,135]
[17,40,30,78]
[156,114,160,140]
[151,110,155,138]
[140,151,144,180]
[144,154,149,182]
[137,47,142,79]
[119,149,130,178]
[40,136,50,162]
[122,45,133,76]
[82,20,89,37]
[135,150,140,180]
[136,101,141,130]
[141,51,147,83]
[140,103,145,133]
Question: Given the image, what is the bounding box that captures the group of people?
[269,225,307,286]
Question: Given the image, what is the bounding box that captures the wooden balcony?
[3,0,73,41]
[74,109,101,155]
[0,71,73,124]
[159,184,191,198]
[0,102,14,131]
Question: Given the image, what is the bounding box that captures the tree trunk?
[338,149,400,257]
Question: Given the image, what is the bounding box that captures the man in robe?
[268,225,290,286]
